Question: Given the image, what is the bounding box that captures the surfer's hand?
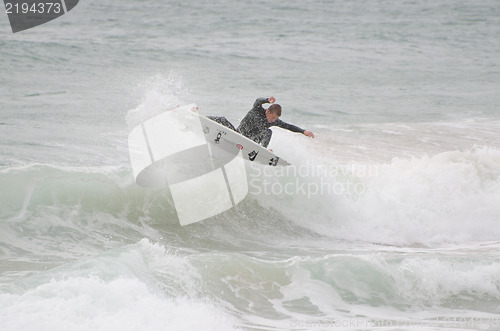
[304,130,315,138]
[268,96,276,103]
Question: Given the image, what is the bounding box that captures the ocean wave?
[0,240,238,331]
[250,141,500,245]
[2,143,499,250]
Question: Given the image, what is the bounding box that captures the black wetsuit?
[208,98,305,148]
[236,98,305,147]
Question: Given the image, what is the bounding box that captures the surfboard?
[182,105,291,167]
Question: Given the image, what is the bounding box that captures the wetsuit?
[236,98,305,148]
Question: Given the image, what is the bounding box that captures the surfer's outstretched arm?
[274,120,315,138]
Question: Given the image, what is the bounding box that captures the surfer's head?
[266,104,281,123]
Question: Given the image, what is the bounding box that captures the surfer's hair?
[268,104,282,116]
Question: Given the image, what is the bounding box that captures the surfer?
[237,96,314,147]
[209,97,314,148]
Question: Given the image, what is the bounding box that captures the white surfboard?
[183,105,291,167]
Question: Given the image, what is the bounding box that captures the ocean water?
[1,0,500,330]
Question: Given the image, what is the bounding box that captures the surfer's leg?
[249,129,272,147]
[251,135,261,144]
[260,129,273,148]
[207,116,237,131]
